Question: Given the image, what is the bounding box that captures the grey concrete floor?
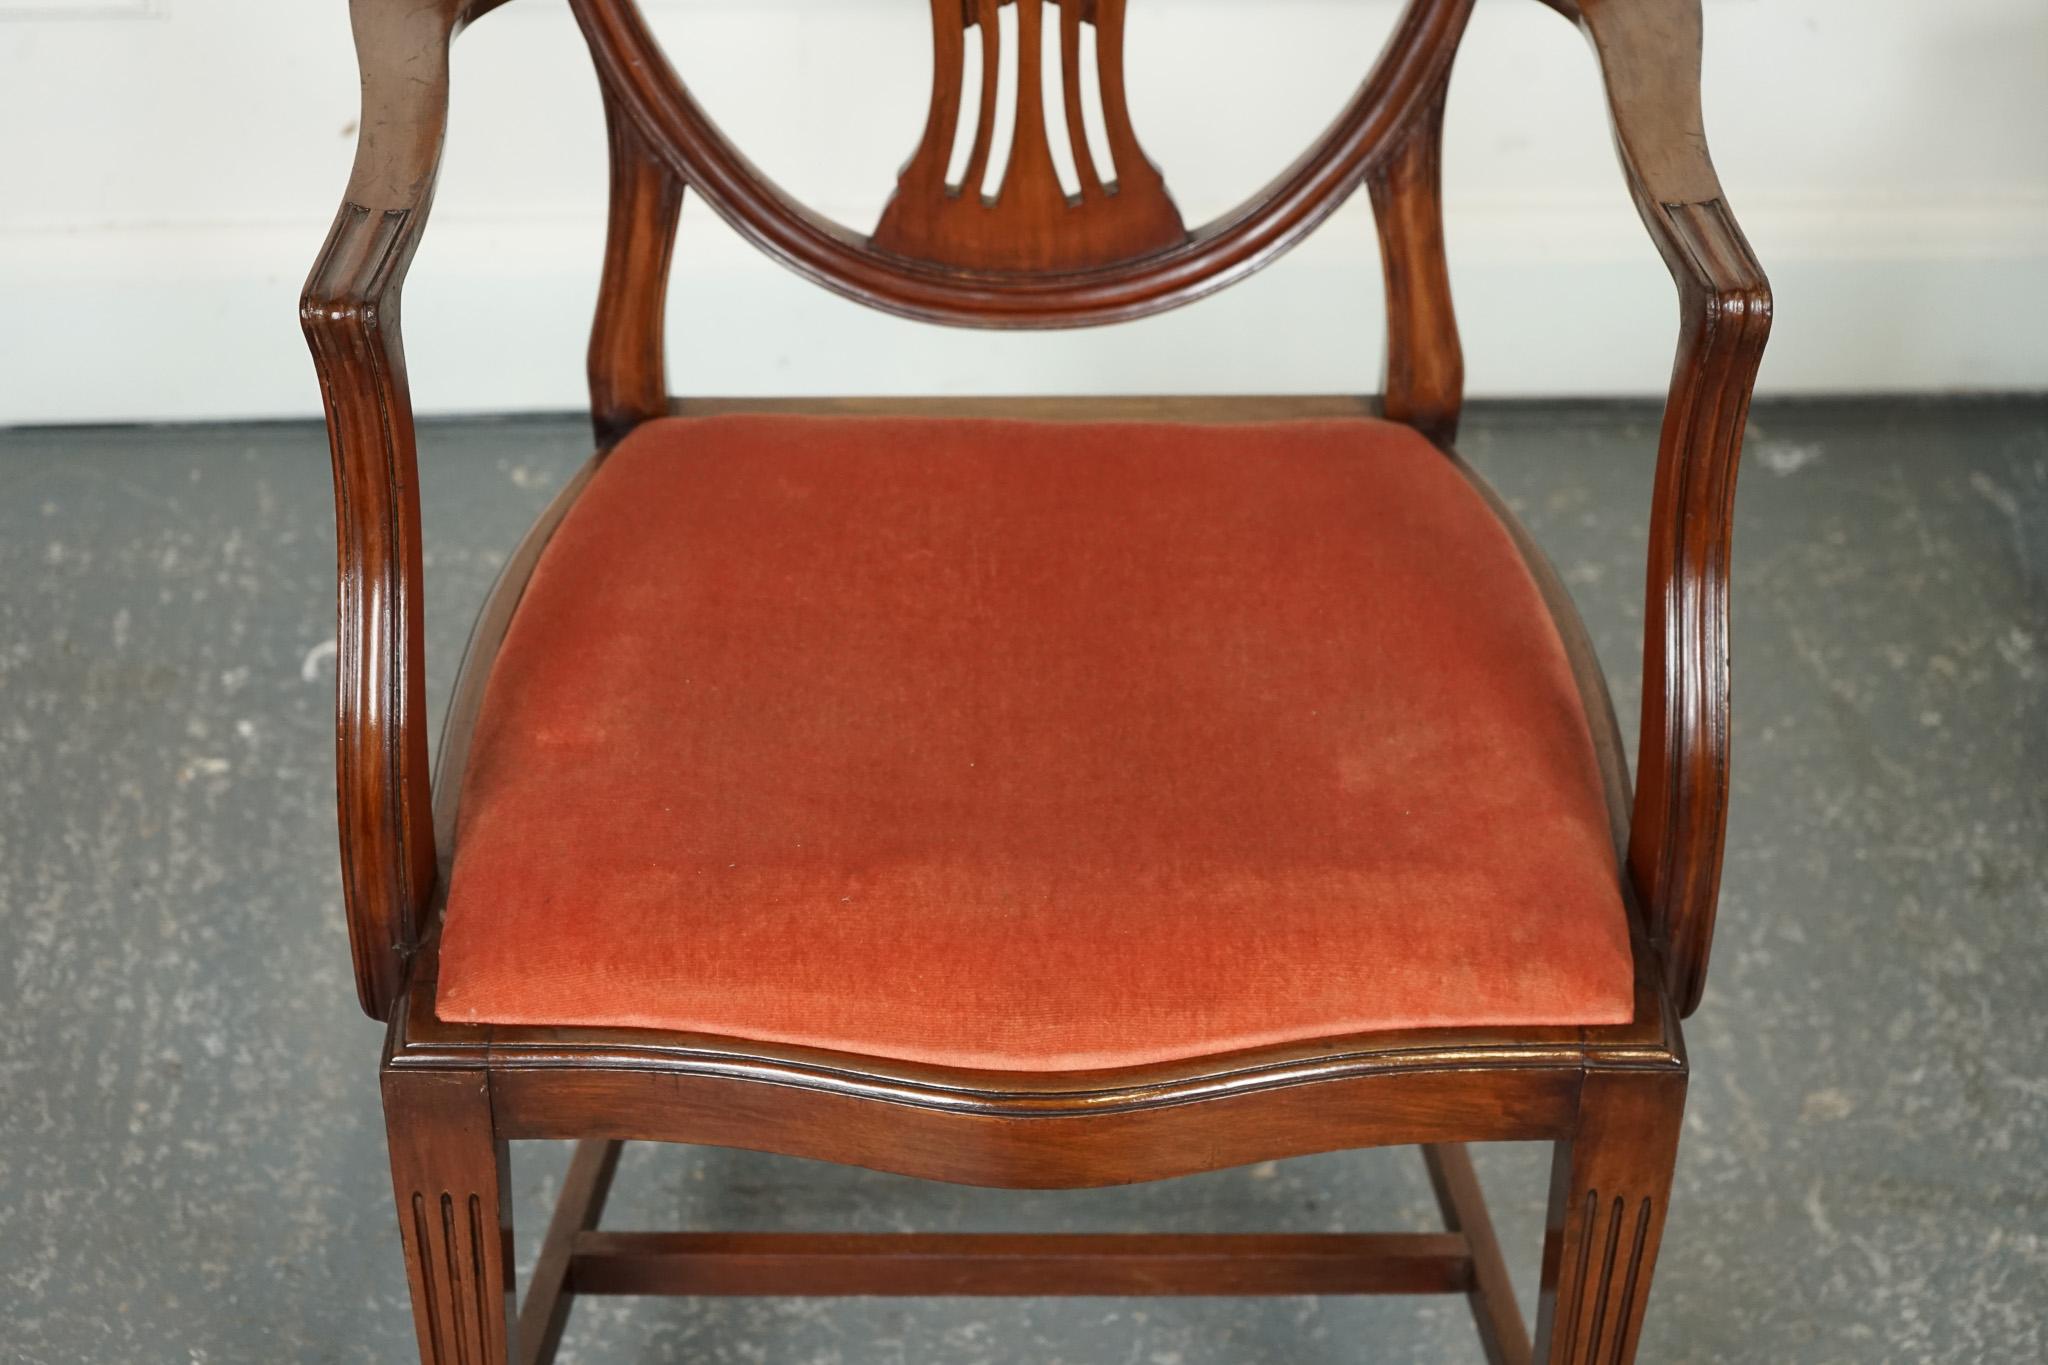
[2,398,2043,1364]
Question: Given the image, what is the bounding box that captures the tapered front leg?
[1534,1068,1687,1364]
[383,1068,516,1365]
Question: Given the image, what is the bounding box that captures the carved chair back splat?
[300,1,1770,1361]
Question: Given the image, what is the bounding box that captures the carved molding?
[303,198,438,1020]
[571,0,1474,325]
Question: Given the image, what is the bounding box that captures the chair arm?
[300,0,511,1020]
[1559,0,1773,1016]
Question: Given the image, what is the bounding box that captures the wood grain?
[871,0,1186,272]
[515,1139,621,1365]
[1574,0,1774,1017]
[1426,1143,1534,1365]
[383,1068,515,1365]
[588,91,684,450]
[485,1060,1592,1190]
[565,1231,1475,1297]
[569,0,1473,327]
[309,0,1770,1358]
[1369,71,1466,445]
[300,0,474,1019]
[1532,1069,1687,1365]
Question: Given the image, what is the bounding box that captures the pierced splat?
[873,0,1187,273]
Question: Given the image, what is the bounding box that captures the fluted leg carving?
[1534,1069,1686,1365]
[384,1069,515,1365]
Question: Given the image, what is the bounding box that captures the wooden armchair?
[300,1,1769,1361]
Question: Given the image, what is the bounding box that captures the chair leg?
[1533,1069,1687,1365]
[383,1067,516,1365]
[517,1139,625,1365]
[1423,1143,1532,1365]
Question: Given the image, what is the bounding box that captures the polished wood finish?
[571,0,1473,326]
[515,1140,620,1365]
[1369,72,1465,446]
[307,0,1769,1358]
[301,0,468,1019]
[1574,0,1773,1016]
[482,1054,1591,1189]
[1427,1144,1535,1365]
[588,91,683,450]
[872,0,1186,272]
[382,1067,516,1365]
[1534,1069,1688,1365]
[563,1231,1473,1298]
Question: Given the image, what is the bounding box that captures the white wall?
[1,0,2044,426]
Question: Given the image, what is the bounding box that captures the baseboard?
[3,196,2043,427]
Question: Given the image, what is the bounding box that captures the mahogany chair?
[301,0,1769,1360]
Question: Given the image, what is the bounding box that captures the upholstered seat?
[436,414,1633,1071]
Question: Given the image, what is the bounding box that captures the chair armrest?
[301,0,510,1020]
[1559,0,1773,1016]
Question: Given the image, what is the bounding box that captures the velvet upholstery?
[436,415,1635,1071]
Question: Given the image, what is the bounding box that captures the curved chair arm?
[1557,0,1773,1016]
[301,0,512,1020]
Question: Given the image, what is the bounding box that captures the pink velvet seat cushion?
[435,414,1635,1071]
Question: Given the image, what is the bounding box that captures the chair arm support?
[301,0,508,1020]
[1566,0,1773,1016]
